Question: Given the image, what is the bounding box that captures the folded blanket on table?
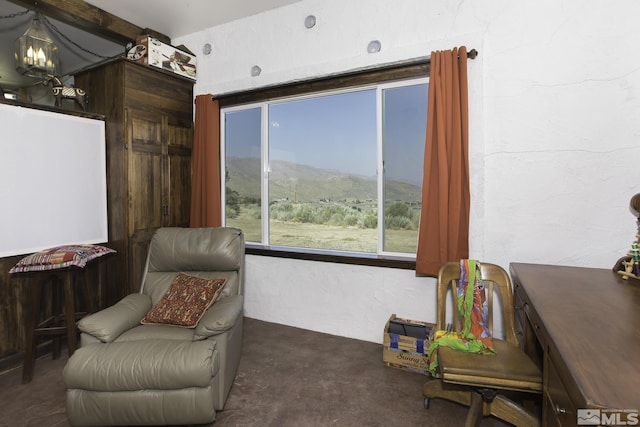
[427,259,495,376]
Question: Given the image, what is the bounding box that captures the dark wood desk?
[510,263,640,427]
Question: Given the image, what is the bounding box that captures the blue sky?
[225,82,428,185]
[269,90,377,177]
[383,83,428,186]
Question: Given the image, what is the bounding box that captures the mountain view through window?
[223,78,428,257]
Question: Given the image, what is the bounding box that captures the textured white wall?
[244,256,436,343]
[175,0,640,343]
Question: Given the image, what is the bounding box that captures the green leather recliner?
[63,227,245,426]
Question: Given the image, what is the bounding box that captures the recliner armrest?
[194,294,244,340]
[78,293,152,343]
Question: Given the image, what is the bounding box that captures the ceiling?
[0,0,303,89]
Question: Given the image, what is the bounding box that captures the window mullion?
[376,87,384,255]
[220,108,227,224]
[261,104,270,246]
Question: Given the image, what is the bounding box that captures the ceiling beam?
[6,0,169,45]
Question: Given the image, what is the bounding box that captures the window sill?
[245,246,416,270]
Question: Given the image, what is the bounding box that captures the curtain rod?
[207,48,478,101]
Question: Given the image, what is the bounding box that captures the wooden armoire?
[74,58,194,306]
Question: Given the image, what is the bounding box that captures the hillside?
[225,157,421,203]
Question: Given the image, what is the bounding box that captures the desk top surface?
[509,263,640,410]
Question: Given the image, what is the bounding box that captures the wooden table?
[19,266,97,384]
[510,263,640,427]
[14,251,111,384]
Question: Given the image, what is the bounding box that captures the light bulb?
[37,48,46,66]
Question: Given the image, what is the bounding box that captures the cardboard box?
[382,314,434,375]
[382,348,430,374]
[131,36,197,81]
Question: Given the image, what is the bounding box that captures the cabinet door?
[126,108,164,293]
[166,116,193,227]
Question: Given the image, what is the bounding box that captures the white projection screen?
[0,103,108,258]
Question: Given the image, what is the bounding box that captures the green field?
[227,206,418,254]
[225,157,421,254]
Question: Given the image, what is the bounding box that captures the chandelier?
[14,13,59,78]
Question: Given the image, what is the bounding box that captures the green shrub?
[246,204,261,219]
[387,201,412,218]
[384,201,419,229]
[361,213,378,229]
[270,202,294,221]
[329,212,345,225]
[226,188,240,219]
[294,205,314,223]
[343,213,359,226]
[385,215,413,230]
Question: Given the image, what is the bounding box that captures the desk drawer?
[521,294,547,350]
[545,352,577,427]
[513,281,547,352]
[514,283,526,345]
[513,282,544,368]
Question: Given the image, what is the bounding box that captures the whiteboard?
[0,103,108,258]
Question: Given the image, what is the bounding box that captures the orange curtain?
[415,46,470,276]
[190,94,222,227]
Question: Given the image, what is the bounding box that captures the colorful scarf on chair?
[427,259,495,376]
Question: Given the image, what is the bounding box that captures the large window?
[222,73,428,259]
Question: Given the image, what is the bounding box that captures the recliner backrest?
[140,227,245,303]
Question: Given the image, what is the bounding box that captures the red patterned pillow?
[141,273,227,328]
[9,245,115,273]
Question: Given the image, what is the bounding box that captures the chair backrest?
[435,261,519,346]
[140,227,245,304]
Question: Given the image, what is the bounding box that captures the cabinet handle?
[555,404,566,415]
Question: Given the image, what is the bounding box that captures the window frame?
[219,60,430,270]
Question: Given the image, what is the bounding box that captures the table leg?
[51,275,61,359]
[22,278,41,384]
[63,272,77,356]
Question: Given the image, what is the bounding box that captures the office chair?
[423,261,542,427]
